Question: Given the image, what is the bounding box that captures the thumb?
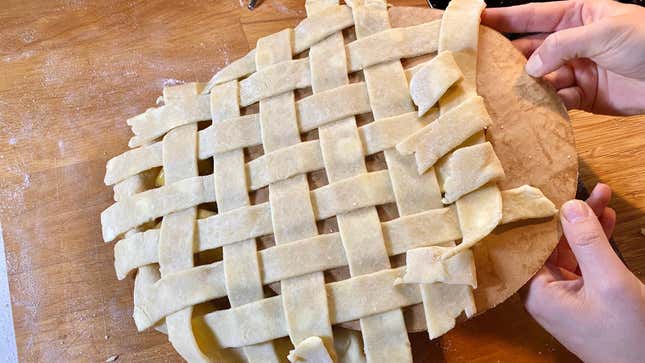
[525,22,608,77]
[560,200,625,288]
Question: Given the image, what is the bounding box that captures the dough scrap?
[409,50,464,116]
[396,96,492,174]
[421,282,476,340]
[399,246,477,288]
[288,336,334,363]
[440,142,505,204]
[445,183,503,259]
[501,185,557,224]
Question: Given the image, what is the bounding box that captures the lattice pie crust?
[101,0,558,362]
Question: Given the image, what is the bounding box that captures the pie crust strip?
[415,0,488,339]
[360,111,434,155]
[400,246,477,287]
[211,81,280,362]
[301,0,369,356]
[128,88,210,148]
[106,97,425,186]
[287,336,333,363]
[156,112,207,361]
[200,267,422,349]
[117,206,457,283]
[395,95,492,173]
[439,141,505,204]
[311,0,412,359]
[500,185,557,224]
[246,140,324,191]
[256,28,335,351]
[438,0,484,108]
[101,174,216,242]
[105,142,162,185]
[345,20,440,72]
[108,172,556,278]
[297,82,371,132]
[347,0,433,360]
[102,169,398,242]
[127,18,445,147]
[129,187,555,329]
[117,185,552,281]
[203,5,354,91]
[112,174,167,335]
[199,114,260,157]
[353,0,460,343]
[239,59,311,107]
[421,272,477,340]
[202,5,439,91]
[439,0,503,261]
[408,50,463,117]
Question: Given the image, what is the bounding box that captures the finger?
[570,207,617,276]
[543,65,575,90]
[511,33,547,58]
[599,207,616,238]
[555,238,579,273]
[546,185,613,273]
[560,200,626,285]
[522,264,556,303]
[525,22,609,77]
[547,236,567,267]
[546,237,560,265]
[481,1,582,34]
[522,264,576,323]
[557,86,583,110]
[555,265,580,281]
[585,183,612,217]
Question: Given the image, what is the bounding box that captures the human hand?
[482,0,645,115]
[522,183,645,363]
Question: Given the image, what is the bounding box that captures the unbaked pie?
[100,0,570,361]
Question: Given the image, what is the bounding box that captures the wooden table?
[0,1,642,361]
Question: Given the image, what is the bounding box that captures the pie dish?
[100,0,577,361]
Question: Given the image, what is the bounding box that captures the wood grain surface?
[0,1,642,362]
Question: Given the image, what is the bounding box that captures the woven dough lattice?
[100,0,559,362]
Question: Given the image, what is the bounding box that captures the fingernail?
[525,53,544,77]
[561,200,589,223]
